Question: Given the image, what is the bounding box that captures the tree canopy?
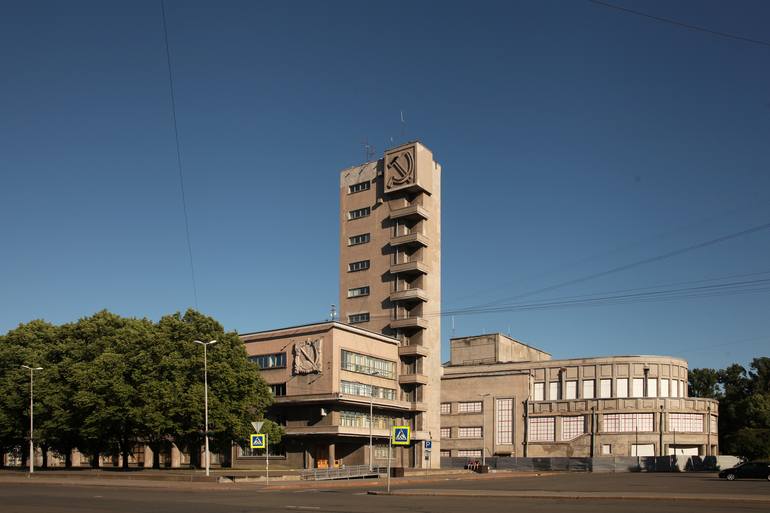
[0,309,277,469]
[689,357,770,460]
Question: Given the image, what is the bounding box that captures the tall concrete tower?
[339,141,442,468]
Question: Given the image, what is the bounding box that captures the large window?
[566,381,577,400]
[603,413,654,433]
[458,426,483,438]
[549,381,560,401]
[670,413,704,433]
[440,427,451,438]
[616,378,628,398]
[671,379,679,398]
[347,286,370,298]
[710,415,718,433]
[340,380,396,400]
[457,449,482,458]
[561,416,585,441]
[458,401,482,413]
[441,402,451,414]
[348,207,371,220]
[269,383,286,396]
[528,417,555,442]
[349,181,370,194]
[440,450,451,458]
[660,378,670,397]
[348,260,370,272]
[495,398,513,445]
[348,312,370,324]
[632,378,644,398]
[341,349,396,379]
[250,352,286,370]
[600,379,612,398]
[533,382,545,401]
[583,380,595,399]
[348,233,370,246]
[647,378,657,398]
[339,410,395,429]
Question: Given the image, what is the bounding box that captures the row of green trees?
[0,309,280,469]
[689,357,770,460]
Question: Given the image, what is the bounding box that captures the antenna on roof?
[400,110,406,141]
[330,304,337,321]
[363,138,375,162]
[451,315,455,339]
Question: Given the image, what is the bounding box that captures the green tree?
[688,368,720,398]
[156,309,274,468]
[0,320,56,467]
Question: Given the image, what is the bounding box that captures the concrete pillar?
[328,443,336,468]
[171,444,181,468]
[144,445,154,468]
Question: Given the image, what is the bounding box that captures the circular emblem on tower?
[385,146,416,191]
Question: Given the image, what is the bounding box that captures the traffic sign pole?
[386,436,392,493]
[266,432,269,487]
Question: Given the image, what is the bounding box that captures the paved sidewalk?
[0,469,547,492]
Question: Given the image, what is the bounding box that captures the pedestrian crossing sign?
[392,426,411,446]
[250,433,266,449]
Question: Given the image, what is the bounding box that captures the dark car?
[719,461,770,481]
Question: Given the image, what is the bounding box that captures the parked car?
[718,461,770,481]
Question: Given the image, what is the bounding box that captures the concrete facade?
[236,321,430,469]
[441,334,719,460]
[338,141,442,468]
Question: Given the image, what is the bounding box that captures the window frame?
[348,207,371,220]
[348,233,371,246]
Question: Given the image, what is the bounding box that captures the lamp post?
[479,393,491,466]
[194,340,216,477]
[369,371,380,471]
[21,365,43,474]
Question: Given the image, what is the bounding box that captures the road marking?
[286,507,321,510]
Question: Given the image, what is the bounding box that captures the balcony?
[399,373,429,385]
[390,204,429,222]
[389,288,428,303]
[390,317,430,330]
[390,260,430,275]
[398,344,430,357]
[390,232,429,248]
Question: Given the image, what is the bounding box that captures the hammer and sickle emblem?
[387,151,414,188]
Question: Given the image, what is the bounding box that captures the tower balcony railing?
[390,231,429,248]
[390,260,430,275]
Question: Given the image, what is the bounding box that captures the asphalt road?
[1,473,769,513]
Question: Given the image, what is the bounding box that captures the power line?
[160,0,199,309]
[361,270,770,324]
[453,220,770,314]
[588,0,770,48]
[444,197,769,308]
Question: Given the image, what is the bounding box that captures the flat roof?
[450,332,552,356]
[239,320,400,345]
[443,353,688,368]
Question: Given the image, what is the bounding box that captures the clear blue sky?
[1,1,769,370]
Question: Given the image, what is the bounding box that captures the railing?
[299,464,384,481]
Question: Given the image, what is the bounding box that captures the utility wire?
[361,271,770,324]
[588,0,770,48]
[452,220,770,313]
[161,0,199,309]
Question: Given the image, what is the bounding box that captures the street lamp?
[21,365,43,474]
[369,371,380,471]
[193,340,216,477]
[479,393,491,466]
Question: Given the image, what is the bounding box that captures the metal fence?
[299,464,384,481]
[441,456,723,473]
